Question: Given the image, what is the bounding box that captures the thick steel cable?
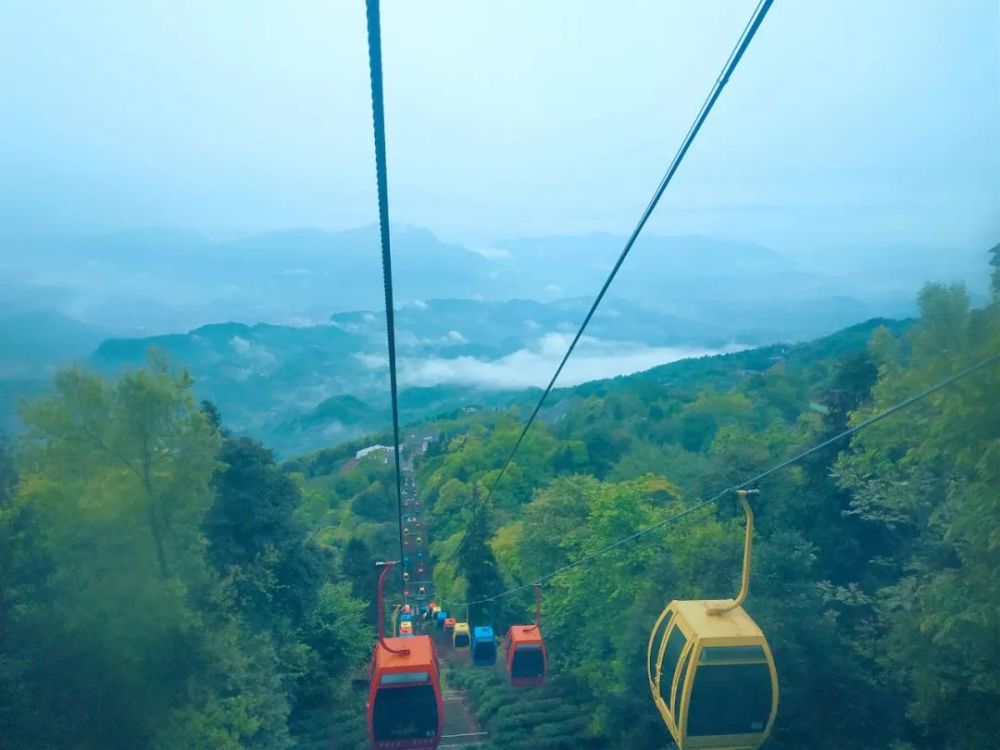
[439,351,1000,608]
[365,0,406,593]
[482,0,775,507]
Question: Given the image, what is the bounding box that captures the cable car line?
[358,0,997,743]
[440,350,1000,608]
[365,0,407,582]
[482,0,774,510]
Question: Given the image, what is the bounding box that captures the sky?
[0,0,997,253]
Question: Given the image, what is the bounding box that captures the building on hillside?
[354,444,404,463]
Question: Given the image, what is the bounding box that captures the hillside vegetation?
[1,252,997,748]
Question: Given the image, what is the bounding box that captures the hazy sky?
[1,1,997,252]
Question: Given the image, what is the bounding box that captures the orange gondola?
[366,562,443,750]
[505,584,547,686]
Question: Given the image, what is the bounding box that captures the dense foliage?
[1,251,997,748]
[0,357,370,749]
[410,266,998,749]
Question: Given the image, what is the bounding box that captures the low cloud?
[356,352,387,369]
[399,333,740,390]
[230,335,252,355]
[229,335,277,372]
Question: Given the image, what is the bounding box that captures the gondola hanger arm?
[708,490,758,616]
[376,561,410,655]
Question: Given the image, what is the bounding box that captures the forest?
[1,249,998,749]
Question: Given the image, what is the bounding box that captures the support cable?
[482,0,775,507]
[440,351,1000,608]
[365,0,406,593]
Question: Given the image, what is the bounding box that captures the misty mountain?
[0,310,106,378]
[0,226,986,337]
[79,297,737,453]
[1,226,990,452]
[0,226,488,333]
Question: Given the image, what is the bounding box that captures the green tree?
[6,359,292,748]
[837,282,1000,748]
[207,435,326,628]
[454,490,507,626]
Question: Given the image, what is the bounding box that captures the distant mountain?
[78,295,780,454]
[0,226,989,451]
[0,225,496,334]
[1,225,985,337]
[330,297,732,354]
[0,283,951,454]
[0,310,105,378]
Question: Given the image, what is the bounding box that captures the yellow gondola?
[648,490,778,750]
[452,622,470,649]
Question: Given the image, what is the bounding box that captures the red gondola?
[505,584,547,686]
[367,562,443,750]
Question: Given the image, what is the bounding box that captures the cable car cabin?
[452,622,470,649]
[471,627,497,666]
[647,492,777,749]
[505,626,547,686]
[443,618,456,638]
[403,571,410,582]
[505,584,547,686]
[648,600,777,750]
[367,635,442,749]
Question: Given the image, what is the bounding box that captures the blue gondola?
[471,626,497,667]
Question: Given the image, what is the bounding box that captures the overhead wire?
[482,0,775,508]
[365,0,407,589]
[440,350,1000,608]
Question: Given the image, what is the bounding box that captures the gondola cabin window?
[511,643,545,680]
[372,679,438,743]
[687,645,773,737]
